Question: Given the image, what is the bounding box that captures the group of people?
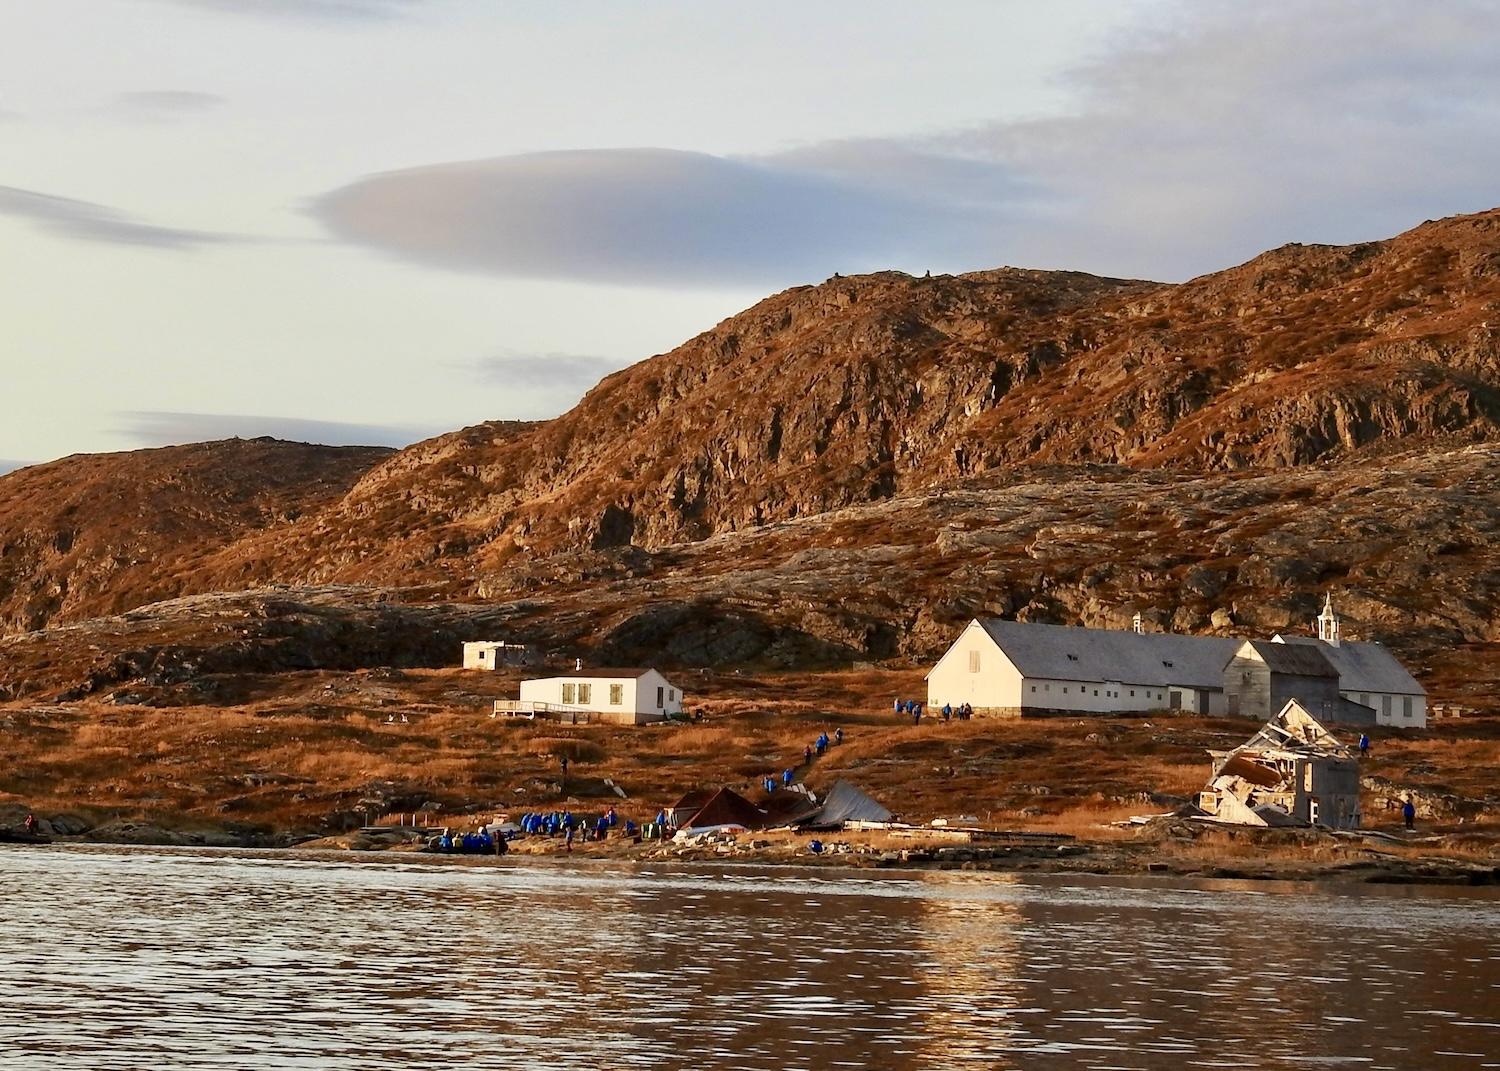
[516,806,630,850]
[764,728,844,793]
[894,699,974,724]
[431,827,506,855]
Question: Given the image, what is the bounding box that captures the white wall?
[926,622,1024,710]
[1342,690,1426,729]
[1020,678,1174,714]
[462,642,500,670]
[518,671,684,721]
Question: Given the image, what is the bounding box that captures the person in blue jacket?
[1403,797,1416,830]
[782,768,795,786]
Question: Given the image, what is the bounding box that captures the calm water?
[1,847,1498,1070]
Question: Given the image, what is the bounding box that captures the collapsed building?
[1196,700,1362,830]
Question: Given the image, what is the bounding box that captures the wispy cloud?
[160,0,424,20]
[469,351,627,418]
[114,411,436,449]
[114,90,226,119]
[0,185,233,250]
[310,1,1500,286]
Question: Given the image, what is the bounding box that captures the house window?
[1063,687,1068,694]
[1093,690,1099,697]
[669,689,676,701]
[578,683,591,704]
[1162,660,1174,669]
[1030,685,1037,693]
[562,683,576,704]
[968,650,981,673]
[1403,697,1414,718]
[657,686,665,707]
[1382,696,1392,716]
[1130,690,1135,697]
[478,650,487,661]
[1044,683,1051,692]
[1067,653,1078,662]
[610,684,623,705]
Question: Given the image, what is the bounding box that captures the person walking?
[1403,797,1416,831]
[834,727,844,745]
[1358,733,1371,758]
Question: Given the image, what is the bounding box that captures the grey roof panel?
[976,619,1241,689]
[1241,640,1339,678]
[1274,636,1425,695]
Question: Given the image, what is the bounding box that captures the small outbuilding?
[462,641,537,670]
[1197,700,1361,830]
[504,668,684,725]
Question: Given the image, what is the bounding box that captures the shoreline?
[14,823,1499,889]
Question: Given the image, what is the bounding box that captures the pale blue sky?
[2,1,1497,467]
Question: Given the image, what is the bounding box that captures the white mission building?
[927,618,1241,716]
[927,597,1426,727]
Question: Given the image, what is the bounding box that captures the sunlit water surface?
[1,846,1497,1070]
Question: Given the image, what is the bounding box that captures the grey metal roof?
[1238,640,1339,678]
[1274,636,1425,696]
[975,619,1242,689]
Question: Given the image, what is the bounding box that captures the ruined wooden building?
[1196,700,1362,830]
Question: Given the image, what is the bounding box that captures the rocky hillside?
[1,208,1498,670]
[198,208,1500,589]
[0,439,389,632]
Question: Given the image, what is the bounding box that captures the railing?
[492,700,593,724]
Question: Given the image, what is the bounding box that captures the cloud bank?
[314,148,991,288]
[312,1,1500,286]
[0,185,231,250]
[115,411,433,449]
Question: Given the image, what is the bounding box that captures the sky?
[2,0,1499,469]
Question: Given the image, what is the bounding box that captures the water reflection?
[0,847,1497,1070]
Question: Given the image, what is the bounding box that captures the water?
[1,846,1498,1070]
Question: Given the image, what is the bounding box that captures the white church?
[926,596,1426,727]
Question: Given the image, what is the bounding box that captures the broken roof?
[1243,699,1351,758]
[679,787,767,831]
[800,781,893,827]
[974,619,1242,689]
[1237,640,1339,678]
[1273,636,1425,695]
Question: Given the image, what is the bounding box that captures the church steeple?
[1317,592,1340,646]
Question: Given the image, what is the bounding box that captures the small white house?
[462,640,535,670]
[512,668,684,725]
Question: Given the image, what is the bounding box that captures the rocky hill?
[197,208,1500,589]
[0,439,390,633]
[2,208,1499,687]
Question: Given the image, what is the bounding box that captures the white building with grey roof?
[927,596,1426,726]
[1270,595,1427,728]
[925,618,1242,717]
